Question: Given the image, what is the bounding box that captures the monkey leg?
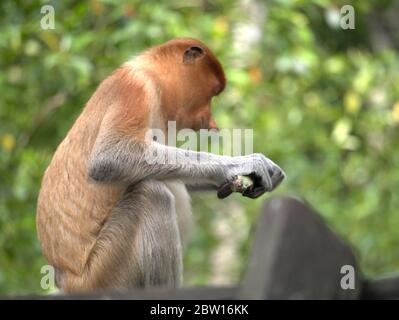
[59,180,183,292]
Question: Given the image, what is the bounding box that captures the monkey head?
[149,38,226,132]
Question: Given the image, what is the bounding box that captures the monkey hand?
[217,154,285,199]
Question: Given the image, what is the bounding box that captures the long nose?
[208,116,219,132]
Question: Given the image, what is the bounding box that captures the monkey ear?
[183,46,205,64]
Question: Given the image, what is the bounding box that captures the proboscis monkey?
[36,38,285,293]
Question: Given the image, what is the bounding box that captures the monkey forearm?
[185,182,219,191]
[89,138,258,188]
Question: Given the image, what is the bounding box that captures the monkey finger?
[217,182,234,199]
[242,186,266,199]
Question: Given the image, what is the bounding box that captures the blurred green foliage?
[1,0,399,295]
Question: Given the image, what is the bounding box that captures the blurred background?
[1,0,399,295]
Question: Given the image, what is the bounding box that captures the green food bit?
[241,176,253,189]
